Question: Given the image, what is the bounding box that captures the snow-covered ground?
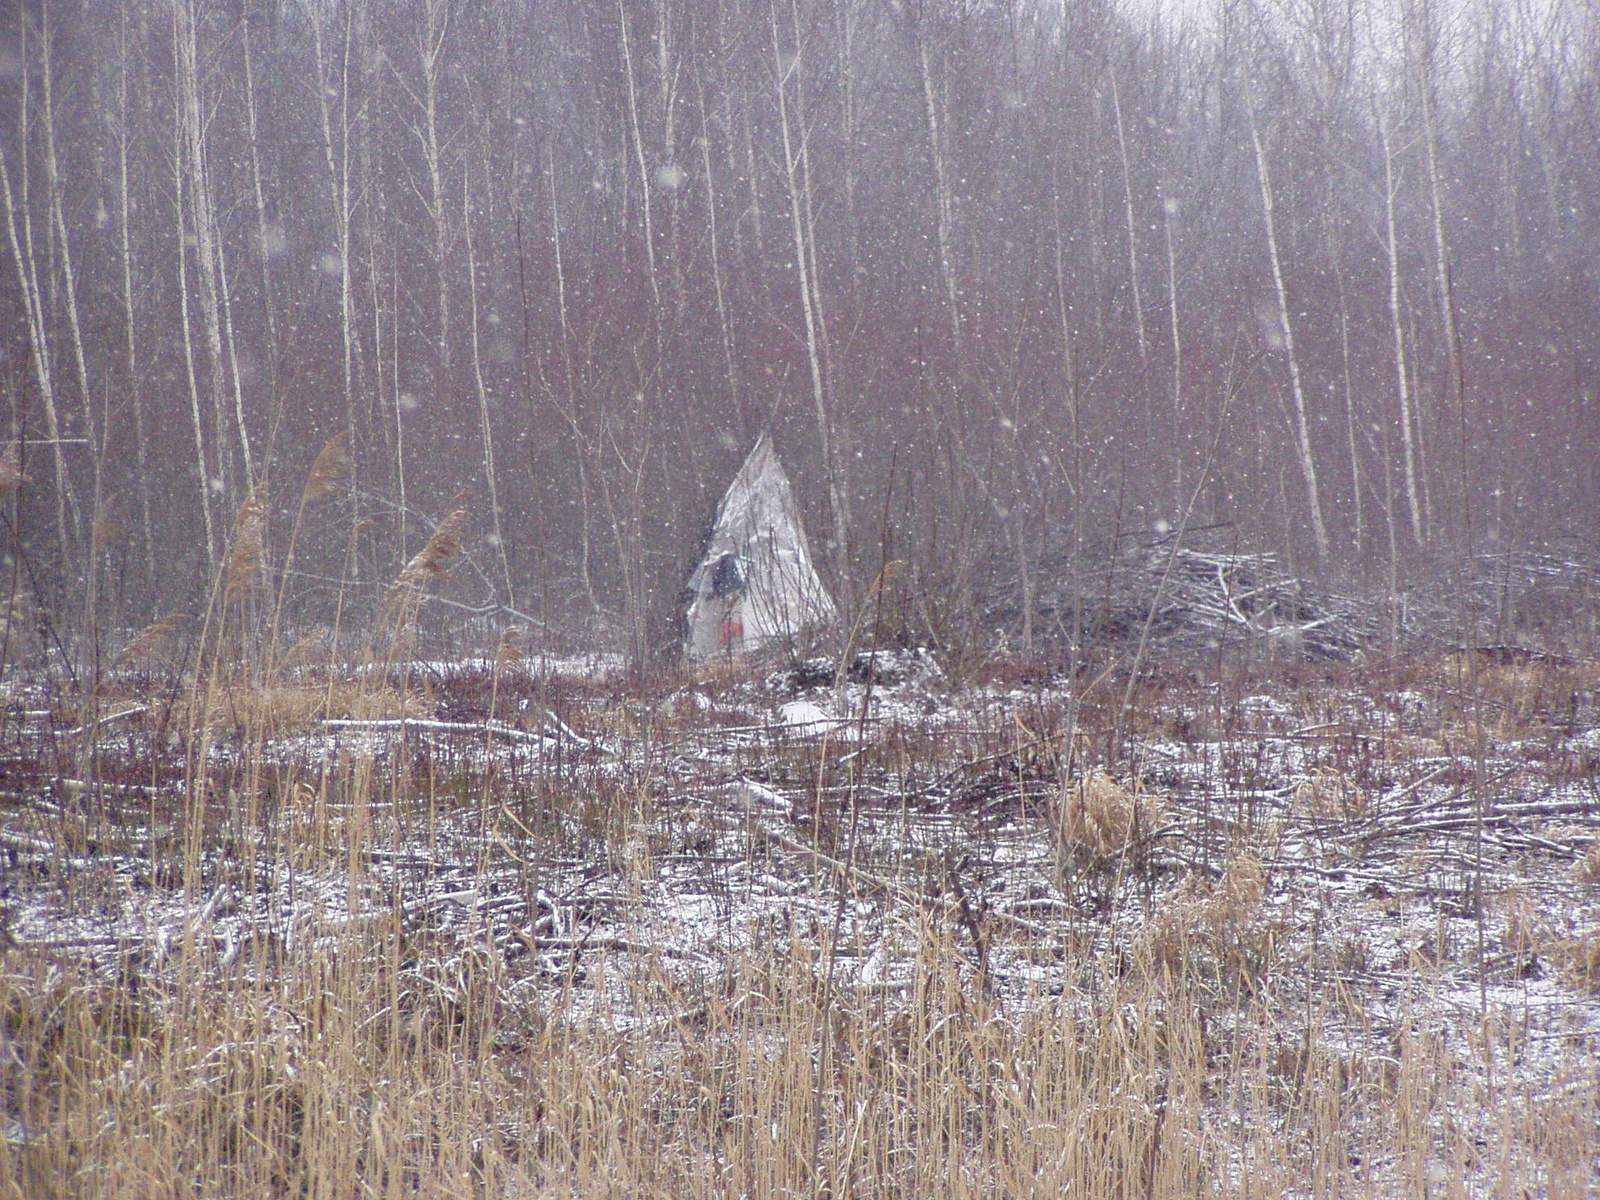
[3,647,1597,1189]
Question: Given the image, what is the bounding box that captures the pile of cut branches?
[990,533,1385,661]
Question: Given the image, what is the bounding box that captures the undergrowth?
[1,487,1597,1197]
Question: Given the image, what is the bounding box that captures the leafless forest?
[3,2,1600,1197]
[1,0,1597,652]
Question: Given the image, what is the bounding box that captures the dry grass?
[383,497,470,617]
[177,680,425,732]
[1579,842,1600,885]
[3,533,1598,1200]
[1294,767,1367,821]
[6,845,1591,1198]
[1142,851,1274,983]
[1551,929,1600,993]
[115,613,191,668]
[1056,769,1165,857]
[224,488,268,597]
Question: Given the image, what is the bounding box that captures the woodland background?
[2,0,1597,656]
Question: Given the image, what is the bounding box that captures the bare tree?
[0,9,79,562]
[1378,100,1425,545]
[1247,79,1330,562]
[772,0,850,585]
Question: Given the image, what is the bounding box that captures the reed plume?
[116,612,189,667]
[266,432,351,674]
[0,441,22,500]
[385,495,471,608]
[494,623,526,674]
[225,488,268,595]
[300,431,348,507]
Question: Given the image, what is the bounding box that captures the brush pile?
[992,537,1600,662]
[1459,550,1597,649]
[990,533,1385,661]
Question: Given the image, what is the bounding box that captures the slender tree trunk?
[654,0,685,310]
[416,0,453,397]
[0,16,77,559]
[388,260,407,560]
[772,0,849,584]
[312,7,362,488]
[1051,154,1085,662]
[913,10,963,358]
[832,0,864,315]
[1331,238,1363,560]
[1161,181,1182,507]
[1111,68,1149,367]
[170,101,219,570]
[618,0,661,307]
[39,10,98,514]
[176,0,245,496]
[241,24,281,440]
[1420,45,1469,552]
[696,78,742,437]
[463,162,514,606]
[114,5,155,587]
[1379,106,1424,545]
[1248,90,1329,562]
[548,144,601,618]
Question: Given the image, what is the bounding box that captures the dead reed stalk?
[0,440,22,499]
[381,494,471,633]
[225,487,268,597]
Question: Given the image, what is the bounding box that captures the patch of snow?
[778,699,843,736]
[1239,694,1295,719]
[1566,727,1600,754]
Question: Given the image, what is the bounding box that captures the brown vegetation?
[2,613,1596,1196]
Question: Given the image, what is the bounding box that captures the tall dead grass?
[6,866,1593,1199]
[7,520,1599,1197]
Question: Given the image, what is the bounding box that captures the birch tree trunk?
[39,9,98,503]
[1110,68,1149,368]
[0,13,78,560]
[169,42,219,571]
[618,0,661,307]
[1247,89,1329,562]
[114,3,155,585]
[913,9,963,359]
[1419,24,1469,552]
[311,6,363,484]
[1379,104,1424,545]
[696,77,742,437]
[175,0,249,495]
[772,0,850,586]
[463,161,514,606]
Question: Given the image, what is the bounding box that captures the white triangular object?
[685,435,837,658]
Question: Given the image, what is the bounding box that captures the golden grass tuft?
[1057,770,1164,857]
[181,681,423,732]
[1142,852,1272,982]
[1381,733,1447,762]
[494,623,526,674]
[1549,928,1600,992]
[276,630,333,673]
[1294,768,1367,821]
[1577,841,1600,885]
